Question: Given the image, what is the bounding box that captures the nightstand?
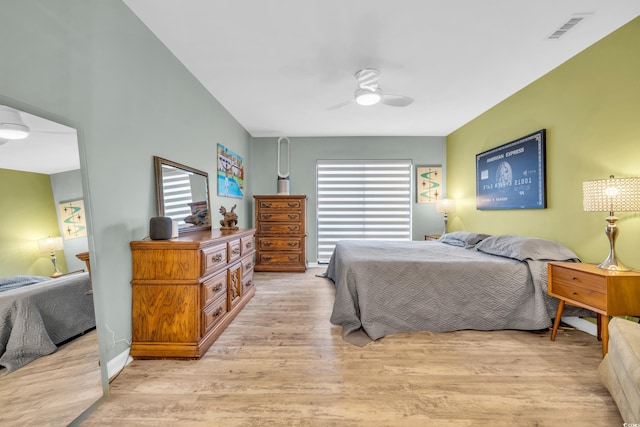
[424,234,441,241]
[548,262,640,356]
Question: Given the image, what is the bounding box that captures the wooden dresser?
[253,195,307,272]
[130,228,255,359]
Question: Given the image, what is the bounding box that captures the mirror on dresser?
[0,105,103,425]
[154,156,212,234]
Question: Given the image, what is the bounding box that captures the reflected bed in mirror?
[154,156,212,234]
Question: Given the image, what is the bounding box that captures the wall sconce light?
[583,175,640,271]
[0,105,30,140]
[38,236,64,277]
[435,198,456,236]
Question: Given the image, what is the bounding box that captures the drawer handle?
[263,256,272,261]
[572,277,578,280]
[211,254,223,263]
[263,225,272,231]
[245,261,253,269]
[572,292,578,295]
[245,280,253,288]
[232,247,241,255]
[262,202,272,208]
[287,242,297,247]
[245,242,253,249]
[263,242,273,247]
[262,214,272,219]
[288,214,297,219]
[213,284,223,293]
[213,307,224,318]
[288,256,298,261]
[288,226,298,231]
[288,202,297,207]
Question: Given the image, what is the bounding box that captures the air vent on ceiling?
[548,13,591,39]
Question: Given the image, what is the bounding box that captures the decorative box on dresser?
[253,195,307,272]
[548,261,640,356]
[130,228,255,359]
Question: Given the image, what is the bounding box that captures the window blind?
[316,159,412,263]
[161,167,194,224]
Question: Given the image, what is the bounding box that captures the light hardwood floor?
[0,330,103,427]
[82,267,622,426]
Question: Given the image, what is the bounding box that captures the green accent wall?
[447,17,640,269]
[0,168,67,276]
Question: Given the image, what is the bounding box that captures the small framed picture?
[416,165,442,203]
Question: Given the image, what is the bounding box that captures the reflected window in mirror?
[154,156,211,234]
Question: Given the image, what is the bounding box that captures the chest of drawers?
[548,261,640,356]
[130,228,255,359]
[253,195,307,272]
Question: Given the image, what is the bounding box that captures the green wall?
[0,0,252,372]
[251,136,447,260]
[447,17,640,269]
[0,168,67,276]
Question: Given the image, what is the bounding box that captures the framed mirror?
[154,156,212,234]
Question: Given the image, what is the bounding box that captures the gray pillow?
[438,231,491,249]
[475,235,580,261]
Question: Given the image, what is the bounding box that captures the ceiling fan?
[331,68,414,109]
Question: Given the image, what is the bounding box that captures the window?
[316,159,412,263]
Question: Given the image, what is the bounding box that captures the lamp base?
[597,215,631,271]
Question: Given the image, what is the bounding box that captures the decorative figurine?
[219,204,239,230]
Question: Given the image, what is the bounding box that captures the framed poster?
[217,143,245,199]
[476,129,546,210]
[58,198,87,239]
[416,165,442,203]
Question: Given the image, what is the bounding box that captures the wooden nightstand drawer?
[550,266,605,293]
[549,280,606,311]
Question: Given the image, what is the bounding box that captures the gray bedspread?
[325,239,588,346]
[0,272,95,373]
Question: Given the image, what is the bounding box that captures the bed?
[0,271,95,373]
[324,232,592,346]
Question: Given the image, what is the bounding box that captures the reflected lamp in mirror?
[154,156,212,234]
[38,236,64,277]
[435,198,456,235]
[0,105,30,139]
[583,175,640,271]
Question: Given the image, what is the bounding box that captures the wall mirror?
[0,104,103,424]
[154,156,212,234]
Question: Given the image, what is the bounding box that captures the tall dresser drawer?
[257,237,303,251]
[257,252,301,265]
[258,212,301,222]
[258,199,302,210]
[258,223,302,234]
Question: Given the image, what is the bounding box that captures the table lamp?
[435,198,456,236]
[583,175,640,271]
[38,236,64,277]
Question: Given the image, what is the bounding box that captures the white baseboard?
[107,348,133,380]
[561,316,597,337]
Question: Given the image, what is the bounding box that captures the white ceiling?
[0,111,79,175]
[123,0,640,137]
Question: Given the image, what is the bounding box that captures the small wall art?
[476,129,546,210]
[217,143,245,199]
[58,198,87,239]
[416,165,442,203]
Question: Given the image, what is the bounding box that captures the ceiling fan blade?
[381,94,414,107]
[327,99,353,110]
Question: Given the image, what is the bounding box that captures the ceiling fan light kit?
[355,88,382,106]
[0,105,30,140]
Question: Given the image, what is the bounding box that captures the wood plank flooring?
[82,267,622,426]
[0,330,103,427]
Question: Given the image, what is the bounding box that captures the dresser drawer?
[257,237,302,251]
[201,243,227,276]
[227,238,242,263]
[202,296,227,336]
[241,236,254,255]
[258,223,302,234]
[241,255,254,275]
[201,271,226,308]
[551,280,606,311]
[257,251,302,265]
[242,272,254,294]
[257,212,301,222]
[258,199,302,210]
[550,266,605,293]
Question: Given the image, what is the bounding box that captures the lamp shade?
[38,236,64,253]
[583,176,640,213]
[436,198,456,214]
[355,88,381,106]
[0,106,30,140]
